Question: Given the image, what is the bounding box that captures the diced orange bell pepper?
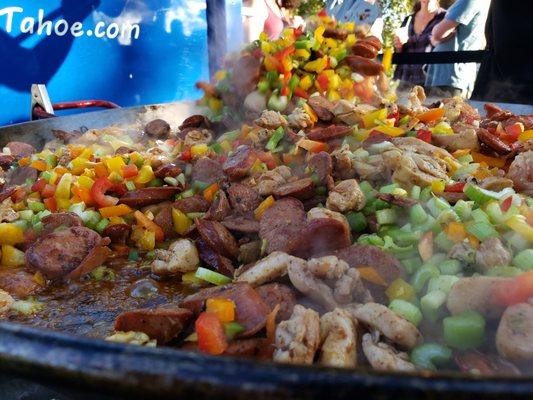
[296,138,327,153]
[266,304,280,342]
[18,157,30,167]
[99,204,133,218]
[121,164,138,178]
[43,197,57,212]
[93,162,109,178]
[416,108,445,123]
[471,151,506,168]
[203,183,220,202]
[134,210,164,242]
[445,221,467,243]
[0,224,25,245]
[30,160,48,172]
[71,185,94,206]
[357,266,388,286]
[206,298,235,323]
[195,312,228,355]
[254,196,275,220]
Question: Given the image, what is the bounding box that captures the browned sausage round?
[154,163,182,179]
[5,142,36,158]
[307,151,333,186]
[221,216,260,233]
[179,114,211,130]
[477,128,512,154]
[152,203,175,239]
[196,218,239,259]
[259,197,307,254]
[196,238,235,277]
[205,190,231,221]
[345,55,384,76]
[361,36,382,51]
[307,125,353,141]
[223,145,257,180]
[308,96,334,121]
[25,226,107,280]
[191,157,225,185]
[256,283,297,322]
[119,187,181,207]
[173,194,210,213]
[0,269,42,298]
[102,223,132,245]
[323,28,348,40]
[292,217,351,258]
[352,42,378,59]
[6,166,38,186]
[0,155,15,170]
[145,119,171,138]
[273,178,315,200]
[227,183,262,214]
[115,306,193,344]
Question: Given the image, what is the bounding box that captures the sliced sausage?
[153,202,175,239]
[196,218,239,259]
[6,166,38,186]
[477,128,512,154]
[308,96,334,121]
[307,152,333,186]
[307,125,353,141]
[154,163,182,179]
[119,187,181,207]
[323,28,348,40]
[362,36,382,51]
[352,42,378,59]
[67,240,112,280]
[179,114,211,130]
[345,55,384,76]
[227,183,262,214]
[223,145,256,180]
[223,338,273,360]
[196,238,235,277]
[256,283,297,322]
[0,154,15,170]
[41,212,83,233]
[25,226,108,280]
[115,306,192,344]
[0,269,42,298]
[362,132,393,149]
[205,190,231,221]
[180,282,269,337]
[292,218,351,258]
[273,178,315,200]
[103,223,132,245]
[145,119,171,138]
[259,197,307,254]
[5,142,36,158]
[173,195,210,214]
[191,157,225,185]
[0,187,15,203]
[221,216,260,233]
[238,241,262,264]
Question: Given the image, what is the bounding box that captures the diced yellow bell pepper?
[30,160,48,172]
[372,124,405,137]
[137,229,156,251]
[254,195,275,220]
[206,298,235,323]
[1,244,25,267]
[135,165,155,184]
[105,156,126,174]
[294,49,310,59]
[71,157,91,174]
[299,75,313,90]
[445,221,467,243]
[304,56,328,73]
[362,108,388,128]
[314,25,325,44]
[264,56,279,72]
[0,224,24,245]
[382,47,393,73]
[109,216,126,225]
[182,271,204,286]
[353,129,371,142]
[191,143,209,158]
[56,199,71,210]
[506,215,533,242]
[519,129,533,143]
[219,140,232,153]
[54,173,72,199]
[385,278,415,301]
[327,89,341,101]
[214,70,227,81]
[77,175,94,189]
[250,158,266,174]
[99,204,132,218]
[259,32,268,41]
[261,41,274,55]
[328,74,341,90]
[431,179,446,194]
[431,121,454,135]
[172,208,192,235]
[108,171,123,183]
[346,33,356,45]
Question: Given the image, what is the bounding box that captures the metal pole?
[206,0,227,77]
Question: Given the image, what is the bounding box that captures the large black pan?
[1,102,532,400]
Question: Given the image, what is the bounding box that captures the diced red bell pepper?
[416,129,432,143]
[121,164,139,179]
[293,87,309,99]
[256,151,277,170]
[445,182,466,193]
[195,312,228,355]
[500,196,513,212]
[11,188,26,203]
[317,73,329,92]
[180,149,192,161]
[387,110,400,122]
[91,177,120,208]
[281,85,289,96]
[493,271,533,306]
[502,122,524,142]
[43,197,57,212]
[275,45,295,62]
[293,26,303,39]
[31,178,46,193]
[41,184,56,198]
[318,8,327,17]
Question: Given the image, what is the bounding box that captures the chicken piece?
[353,154,391,183]
[235,251,305,287]
[507,151,533,196]
[254,110,288,130]
[474,237,512,272]
[346,303,422,349]
[442,96,479,124]
[331,145,356,180]
[331,100,370,126]
[362,332,416,372]
[478,176,514,192]
[446,276,511,319]
[287,107,313,130]
[255,166,292,196]
[326,179,366,212]
[288,256,372,311]
[319,308,357,368]
[407,86,427,114]
[448,242,476,264]
[393,137,454,160]
[496,303,533,362]
[184,129,213,147]
[273,305,320,365]
[432,127,479,152]
[151,239,200,276]
[0,288,14,314]
[0,198,18,222]
[307,207,349,225]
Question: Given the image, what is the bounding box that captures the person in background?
[425,0,489,98]
[393,0,446,88]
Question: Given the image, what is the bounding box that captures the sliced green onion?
[36,210,51,220]
[386,228,420,246]
[95,218,110,233]
[224,322,245,340]
[346,212,367,233]
[439,259,461,275]
[443,310,485,350]
[513,249,533,271]
[410,204,428,225]
[257,79,269,93]
[466,222,498,241]
[420,290,447,323]
[148,178,163,187]
[410,343,453,371]
[389,299,422,326]
[266,127,285,151]
[195,267,232,286]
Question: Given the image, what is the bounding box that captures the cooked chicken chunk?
[496,303,533,362]
[362,332,415,372]
[475,237,512,272]
[326,179,366,212]
[307,207,349,226]
[151,239,200,276]
[255,166,292,196]
[448,242,476,264]
[393,137,455,161]
[0,199,19,222]
[0,289,14,314]
[288,107,313,130]
[319,308,357,368]
[478,176,514,192]
[346,303,422,349]
[446,276,511,319]
[273,305,320,365]
[288,256,372,311]
[407,86,427,114]
[353,154,391,183]
[432,127,479,152]
[331,145,356,180]
[254,110,288,129]
[183,129,213,147]
[235,251,305,287]
[507,151,533,196]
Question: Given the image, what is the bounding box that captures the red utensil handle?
[32,100,120,119]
